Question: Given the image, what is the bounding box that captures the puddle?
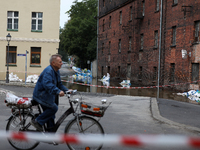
[62,76,194,103]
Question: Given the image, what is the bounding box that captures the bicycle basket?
[80,102,106,117]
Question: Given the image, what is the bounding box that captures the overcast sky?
[60,0,82,28]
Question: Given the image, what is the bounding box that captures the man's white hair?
[49,54,62,64]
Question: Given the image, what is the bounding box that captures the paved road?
[0,85,199,150]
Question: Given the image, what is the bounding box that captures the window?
[142,0,145,16]
[31,12,43,32]
[194,21,200,42]
[192,63,199,82]
[109,16,111,28]
[6,46,17,64]
[119,11,122,25]
[173,0,178,5]
[108,41,111,54]
[103,19,105,32]
[107,66,110,74]
[129,37,132,51]
[140,34,144,50]
[118,66,121,77]
[139,66,142,79]
[154,30,158,48]
[7,11,18,31]
[155,0,159,11]
[103,0,105,7]
[172,26,176,46]
[102,43,104,54]
[101,66,104,77]
[129,6,132,21]
[153,67,157,80]
[170,63,175,82]
[31,47,41,65]
[118,39,121,53]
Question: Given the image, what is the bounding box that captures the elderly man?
[31,54,69,131]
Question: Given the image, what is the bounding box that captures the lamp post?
[6,33,11,83]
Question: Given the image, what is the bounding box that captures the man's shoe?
[30,119,43,131]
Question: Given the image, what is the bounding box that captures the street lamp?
[6,33,11,83]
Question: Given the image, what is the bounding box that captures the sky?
[60,0,82,28]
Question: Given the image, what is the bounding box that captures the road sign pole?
[25,50,28,85]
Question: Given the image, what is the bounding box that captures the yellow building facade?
[0,0,60,81]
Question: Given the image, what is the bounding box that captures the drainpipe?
[157,0,163,98]
[96,0,99,79]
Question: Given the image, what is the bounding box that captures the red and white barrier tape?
[62,80,197,90]
[1,131,200,148]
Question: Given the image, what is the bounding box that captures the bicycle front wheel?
[65,115,104,150]
[6,112,39,150]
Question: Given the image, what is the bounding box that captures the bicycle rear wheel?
[6,112,39,150]
[65,115,104,150]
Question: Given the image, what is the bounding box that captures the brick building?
[97,0,200,90]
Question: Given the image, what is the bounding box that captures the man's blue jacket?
[33,65,68,108]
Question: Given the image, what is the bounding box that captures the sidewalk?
[151,98,200,133]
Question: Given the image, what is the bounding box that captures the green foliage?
[59,0,97,68]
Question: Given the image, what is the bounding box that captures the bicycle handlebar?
[66,90,77,95]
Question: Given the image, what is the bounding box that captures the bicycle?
[5,90,111,150]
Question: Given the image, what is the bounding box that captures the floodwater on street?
[61,76,192,104]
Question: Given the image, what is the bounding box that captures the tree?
[59,0,97,68]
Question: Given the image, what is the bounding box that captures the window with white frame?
[31,12,43,31]
[7,11,18,30]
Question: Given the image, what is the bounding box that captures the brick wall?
[98,0,200,90]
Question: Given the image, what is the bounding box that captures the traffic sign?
[17,54,26,56]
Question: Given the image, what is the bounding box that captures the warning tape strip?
[61,80,199,90]
[2,131,200,148]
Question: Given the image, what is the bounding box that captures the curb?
[0,81,35,88]
[151,98,200,133]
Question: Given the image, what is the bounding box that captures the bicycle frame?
[53,101,75,132]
